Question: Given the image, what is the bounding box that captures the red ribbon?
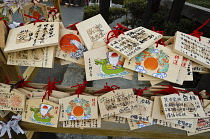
[134,87,148,97]
[106,23,130,44]
[152,27,165,47]
[71,81,88,97]
[66,22,79,30]
[10,76,34,92]
[94,82,120,95]
[42,77,62,101]
[4,76,10,84]
[189,19,210,41]
[23,14,45,25]
[154,85,189,96]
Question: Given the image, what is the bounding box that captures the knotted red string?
[66,22,79,30]
[23,14,45,25]
[10,76,34,92]
[48,7,59,18]
[42,77,62,101]
[4,76,10,84]
[94,82,120,95]
[154,85,188,96]
[71,81,88,97]
[152,27,165,47]
[189,19,210,41]
[134,87,148,97]
[106,23,130,44]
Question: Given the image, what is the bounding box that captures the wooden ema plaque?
[7,46,55,68]
[63,116,101,128]
[124,45,183,83]
[152,96,197,132]
[128,118,155,130]
[107,27,162,59]
[98,89,138,118]
[118,96,153,123]
[84,46,133,81]
[59,95,98,121]
[55,29,86,65]
[173,31,210,69]
[0,91,26,111]
[21,99,60,127]
[161,93,206,119]
[188,105,210,136]
[20,3,48,22]
[76,14,111,50]
[4,22,59,53]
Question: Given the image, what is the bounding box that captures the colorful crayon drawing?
[59,34,86,60]
[66,98,91,120]
[135,46,170,79]
[30,104,54,126]
[95,51,129,77]
[28,6,44,21]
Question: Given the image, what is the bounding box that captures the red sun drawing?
[59,34,81,54]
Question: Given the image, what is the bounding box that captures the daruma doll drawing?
[59,34,80,54]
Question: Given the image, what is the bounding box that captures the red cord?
[23,14,45,25]
[152,27,165,47]
[154,85,189,96]
[4,76,10,84]
[42,77,62,101]
[71,81,88,97]
[134,87,148,97]
[94,82,120,95]
[189,19,210,41]
[106,23,130,44]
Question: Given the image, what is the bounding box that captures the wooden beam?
[23,67,40,81]
[19,121,210,139]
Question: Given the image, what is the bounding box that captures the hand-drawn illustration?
[59,95,98,121]
[20,3,47,22]
[84,46,133,81]
[66,98,91,120]
[136,105,147,116]
[95,51,128,77]
[28,6,45,21]
[128,118,155,130]
[135,46,169,79]
[60,34,86,60]
[184,102,196,114]
[30,104,54,125]
[124,45,183,83]
[16,50,28,59]
[16,30,33,44]
[29,48,44,61]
